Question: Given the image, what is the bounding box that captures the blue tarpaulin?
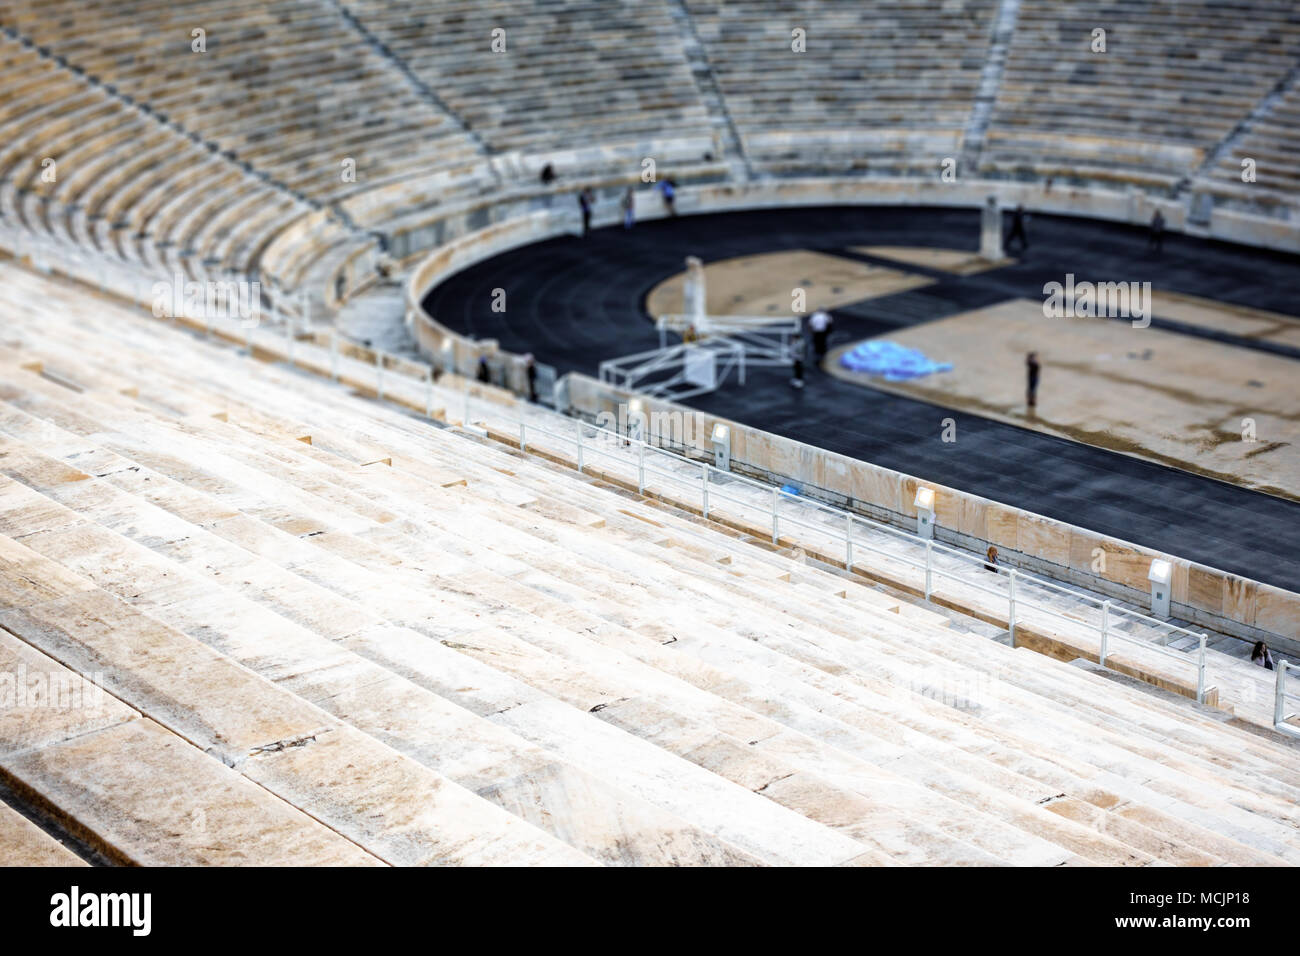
[840,341,953,381]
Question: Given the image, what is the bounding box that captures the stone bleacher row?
[2,260,1298,866]
[343,0,715,156]
[3,0,1300,305]
[1199,74,1300,205]
[684,0,998,176]
[0,31,368,292]
[985,0,1300,188]
[0,0,484,206]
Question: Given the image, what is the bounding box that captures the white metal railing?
[1275,661,1300,735]
[1,226,1224,708]
[460,388,1216,703]
[0,199,306,336]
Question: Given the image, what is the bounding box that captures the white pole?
[1197,634,1207,704]
[924,540,933,599]
[702,464,710,519]
[845,514,853,569]
[376,351,384,400]
[1276,662,1289,727]
[1008,569,1018,648]
[425,367,433,418]
[1099,600,1110,666]
[576,423,584,473]
[771,486,779,544]
[637,441,645,493]
[330,329,339,382]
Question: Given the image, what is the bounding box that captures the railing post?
[845,513,853,569]
[1276,662,1288,728]
[924,540,933,600]
[637,441,645,494]
[285,316,293,366]
[771,486,779,544]
[576,423,583,473]
[462,384,470,428]
[1099,600,1110,666]
[702,464,710,519]
[1008,568,1018,648]
[330,329,339,382]
[519,422,526,453]
[425,366,433,418]
[1196,634,1207,704]
[246,319,253,355]
[375,351,384,400]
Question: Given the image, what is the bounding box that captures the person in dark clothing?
[660,178,677,216]
[578,188,594,237]
[808,309,832,361]
[621,187,635,229]
[1005,204,1029,253]
[523,353,537,403]
[1251,641,1275,671]
[476,355,491,384]
[540,163,556,185]
[1148,210,1165,254]
[790,355,804,389]
[1025,351,1040,411]
[984,545,999,573]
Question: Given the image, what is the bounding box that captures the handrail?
[0,236,1222,708]
[462,388,1215,702]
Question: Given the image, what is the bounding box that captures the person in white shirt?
[808,309,832,361]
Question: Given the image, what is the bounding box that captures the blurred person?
[809,308,832,361]
[578,187,594,237]
[660,178,677,216]
[1148,209,1165,254]
[1006,204,1029,253]
[523,353,537,403]
[1025,351,1040,411]
[621,187,635,229]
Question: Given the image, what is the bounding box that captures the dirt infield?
[826,297,1300,501]
[644,249,931,319]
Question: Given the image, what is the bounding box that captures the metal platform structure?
[598,336,747,400]
[656,312,802,368]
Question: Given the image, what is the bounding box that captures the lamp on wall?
[914,487,936,539]
[711,423,731,471]
[627,399,645,443]
[1148,558,1172,618]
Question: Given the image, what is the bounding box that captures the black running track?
[423,206,1300,591]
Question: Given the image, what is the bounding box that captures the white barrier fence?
[0,212,308,335]
[467,390,1216,704]
[0,224,1221,707]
